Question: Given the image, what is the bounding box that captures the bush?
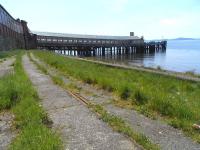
[120,86,132,100]
[134,89,148,105]
[175,104,195,120]
[152,98,174,116]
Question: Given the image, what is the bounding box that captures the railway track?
[66,90,90,105]
[64,88,106,118]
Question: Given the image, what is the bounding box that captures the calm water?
[91,40,200,74]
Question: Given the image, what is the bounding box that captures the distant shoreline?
[147,38,200,41]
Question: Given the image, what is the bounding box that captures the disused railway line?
[67,90,89,105]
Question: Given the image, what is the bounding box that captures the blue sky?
[1,0,200,39]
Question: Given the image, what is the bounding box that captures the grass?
[90,104,160,150]
[0,51,62,150]
[185,70,196,76]
[0,72,19,110]
[0,50,19,59]
[28,53,159,150]
[32,50,200,142]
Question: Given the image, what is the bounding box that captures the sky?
[1,0,200,39]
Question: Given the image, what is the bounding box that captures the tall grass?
[0,52,62,149]
[0,74,20,110]
[33,50,200,142]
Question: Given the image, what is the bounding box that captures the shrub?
[120,86,132,100]
[134,89,148,105]
[152,98,174,116]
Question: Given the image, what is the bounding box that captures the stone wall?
[0,5,28,51]
[0,35,24,51]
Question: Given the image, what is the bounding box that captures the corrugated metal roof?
[33,31,141,40]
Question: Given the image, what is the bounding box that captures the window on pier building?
[1,11,6,25]
[10,20,14,31]
[0,7,2,24]
[18,24,23,33]
[4,12,9,27]
[58,39,63,42]
[84,40,87,43]
[47,39,52,42]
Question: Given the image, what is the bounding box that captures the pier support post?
[93,50,96,56]
[102,47,105,56]
[125,47,129,55]
[149,45,155,53]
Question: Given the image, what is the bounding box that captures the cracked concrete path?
[22,54,140,150]
[0,57,16,150]
[0,112,16,150]
[0,57,15,77]
[31,54,200,150]
[105,105,200,150]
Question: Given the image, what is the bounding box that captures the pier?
[0,4,167,56]
[36,32,167,57]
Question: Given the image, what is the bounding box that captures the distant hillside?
[147,38,200,41]
[170,38,197,41]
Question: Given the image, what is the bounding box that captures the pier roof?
[33,31,141,40]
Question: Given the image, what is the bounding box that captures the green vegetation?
[90,104,159,150]
[0,50,18,59]
[0,72,18,110]
[33,50,200,142]
[0,52,62,150]
[29,53,159,150]
[182,70,200,78]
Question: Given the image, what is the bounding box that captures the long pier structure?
[0,4,167,56]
